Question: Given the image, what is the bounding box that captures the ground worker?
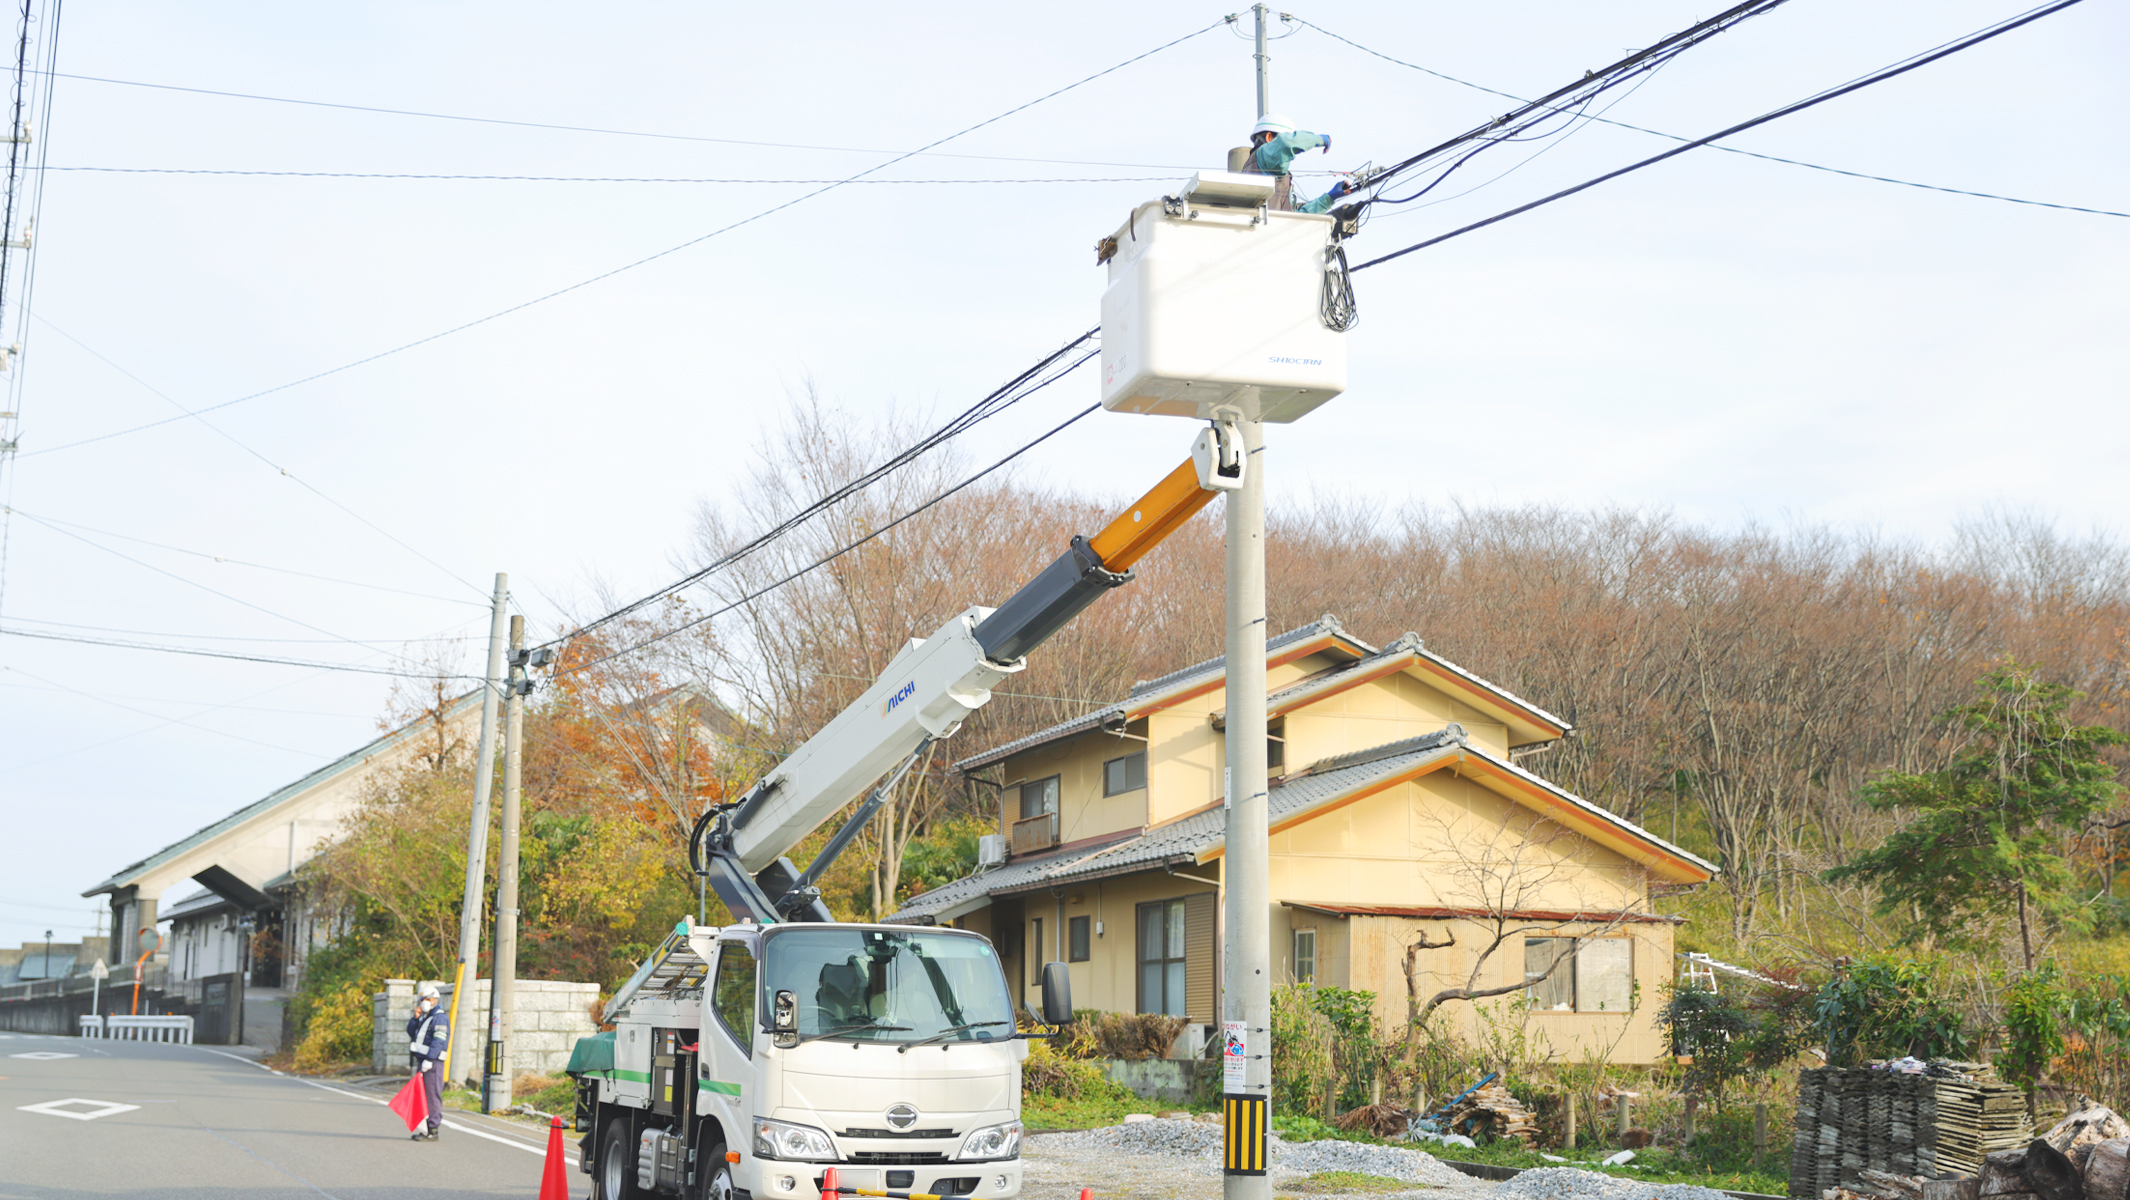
[1245,113,1354,214]
[405,983,448,1141]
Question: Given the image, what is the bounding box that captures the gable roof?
[954,614,1379,774]
[83,689,485,898]
[892,726,1714,923]
[1212,631,1569,748]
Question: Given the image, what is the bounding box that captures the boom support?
[695,428,1237,923]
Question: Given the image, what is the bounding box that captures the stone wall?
[373,977,599,1077]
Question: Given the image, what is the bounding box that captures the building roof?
[894,724,1712,924]
[83,689,484,899]
[954,615,1380,775]
[1283,901,1685,925]
[1213,631,1570,748]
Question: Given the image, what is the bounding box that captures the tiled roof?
[891,725,1718,923]
[84,689,485,897]
[953,615,1374,775]
[1213,632,1571,745]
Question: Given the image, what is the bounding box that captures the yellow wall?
[991,874,1220,1021]
[1283,669,1510,763]
[994,727,1149,847]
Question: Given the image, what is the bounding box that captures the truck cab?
[576,919,1054,1200]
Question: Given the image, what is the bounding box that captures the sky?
[0,0,2123,950]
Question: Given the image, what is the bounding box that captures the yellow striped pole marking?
[1223,1093,1268,1176]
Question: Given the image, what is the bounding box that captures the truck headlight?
[955,1120,1021,1161]
[753,1117,837,1162]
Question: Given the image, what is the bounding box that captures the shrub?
[1022,1039,1131,1100]
[289,981,374,1074]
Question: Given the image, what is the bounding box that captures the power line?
[560,396,1106,680]
[1349,0,2095,272]
[1298,17,2128,222]
[2,613,462,643]
[29,316,489,597]
[5,502,482,605]
[558,329,1098,647]
[39,167,1182,184]
[0,624,483,678]
[21,21,1221,459]
[0,675,374,715]
[5,663,316,755]
[37,69,1208,172]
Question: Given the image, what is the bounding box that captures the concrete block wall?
[373,977,598,1077]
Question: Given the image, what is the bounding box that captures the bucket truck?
[570,425,1248,1200]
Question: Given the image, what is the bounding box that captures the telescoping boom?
[690,421,1247,927]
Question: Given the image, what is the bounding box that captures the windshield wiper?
[792,1022,912,1047]
[896,1020,1014,1053]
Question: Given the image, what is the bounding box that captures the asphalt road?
[0,1032,580,1199]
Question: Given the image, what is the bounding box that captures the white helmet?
[1252,113,1296,137]
[417,982,441,1001]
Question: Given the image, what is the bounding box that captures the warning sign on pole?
[1221,1020,1246,1092]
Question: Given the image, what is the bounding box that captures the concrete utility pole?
[445,572,509,1086]
[1224,11,1277,1198]
[484,615,527,1112]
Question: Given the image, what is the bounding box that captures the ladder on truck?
[1678,952,1722,993]
[602,918,710,1023]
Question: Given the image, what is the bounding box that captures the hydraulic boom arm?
[694,422,1243,923]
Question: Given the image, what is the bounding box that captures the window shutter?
[1184,891,1217,1022]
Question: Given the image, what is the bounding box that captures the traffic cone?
[1080,1189,1093,1200]
[821,1165,839,1200]
[538,1116,569,1200]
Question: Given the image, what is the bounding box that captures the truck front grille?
[841,1128,957,1140]
[849,1152,951,1165]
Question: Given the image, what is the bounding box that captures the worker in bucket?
[405,983,449,1141]
[1245,114,1354,214]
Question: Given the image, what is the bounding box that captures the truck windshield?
[762,928,1015,1045]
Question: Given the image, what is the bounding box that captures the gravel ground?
[1024,1118,1488,1200]
[1491,1167,1736,1200]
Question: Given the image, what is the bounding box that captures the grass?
[1020,1090,1214,1131]
[1278,1171,1417,1194]
[1420,1137,1787,1195]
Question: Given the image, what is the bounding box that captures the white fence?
[88,1015,194,1043]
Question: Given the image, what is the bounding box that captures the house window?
[1103,752,1147,796]
[1019,776,1059,819]
[1524,936,1634,1013]
[712,943,757,1054]
[1068,915,1091,962]
[1293,928,1316,984]
[1028,918,1044,986]
[1267,717,1286,775]
[1136,899,1187,1016]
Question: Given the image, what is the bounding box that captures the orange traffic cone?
[821,1165,839,1200]
[538,1116,570,1200]
[1080,1189,1093,1200]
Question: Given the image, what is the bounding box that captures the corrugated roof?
[83,689,485,898]
[953,615,1374,775]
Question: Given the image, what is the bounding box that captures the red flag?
[388,1073,429,1132]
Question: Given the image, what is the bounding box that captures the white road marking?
[18,1097,143,1121]
[289,1077,578,1167]
[190,1045,282,1074]
[9,1051,78,1060]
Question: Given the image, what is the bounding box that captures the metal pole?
[1253,3,1270,119]
[1222,410,1271,1200]
[484,615,526,1113]
[445,572,509,1086]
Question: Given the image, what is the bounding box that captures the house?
[890,615,1717,1065]
[83,691,486,1007]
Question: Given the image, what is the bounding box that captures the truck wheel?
[695,1141,735,1200]
[597,1118,641,1200]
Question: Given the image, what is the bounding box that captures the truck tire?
[694,1140,735,1200]
[597,1118,641,1200]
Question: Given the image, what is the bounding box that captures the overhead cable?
[6,663,316,755]
[1299,17,2127,222]
[0,624,482,678]
[22,21,1221,459]
[1350,0,2095,272]
[40,167,1183,184]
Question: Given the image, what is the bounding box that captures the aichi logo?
[882,681,917,716]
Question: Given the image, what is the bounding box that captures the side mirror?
[773,990,797,1033]
[1038,962,1073,1028]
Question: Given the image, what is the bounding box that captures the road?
[0,1031,579,1199]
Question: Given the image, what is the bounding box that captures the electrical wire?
[1299,17,2128,222]
[37,69,1212,172]
[28,316,489,597]
[21,21,1221,459]
[6,663,316,755]
[37,167,1182,184]
[556,329,1099,647]
[1348,0,2095,273]
[3,613,457,644]
[0,0,59,632]
[0,624,482,677]
[557,396,1106,680]
[0,504,482,605]
[0,675,373,715]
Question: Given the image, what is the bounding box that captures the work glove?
[1328,180,1353,200]
[421,1060,433,1073]
[1321,135,1332,153]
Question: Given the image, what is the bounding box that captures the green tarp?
[564,1030,615,1076]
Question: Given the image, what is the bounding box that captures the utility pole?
[445,572,509,1087]
[1223,11,1276,1199]
[484,615,528,1113]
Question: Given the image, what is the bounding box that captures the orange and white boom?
[701,422,1244,924]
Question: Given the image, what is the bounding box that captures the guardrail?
[77,1015,104,1036]
[103,1015,193,1043]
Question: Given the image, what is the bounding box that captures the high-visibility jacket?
[406,1004,449,1063]
[1248,130,1339,213]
